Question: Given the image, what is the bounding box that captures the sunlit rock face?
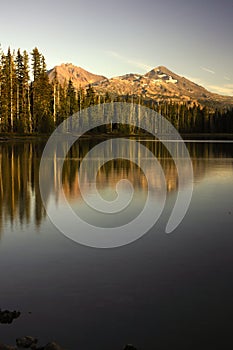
[48,64,233,108]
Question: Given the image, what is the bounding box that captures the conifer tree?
[66,78,77,115]
[23,50,32,133]
[31,49,53,132]
[0,48,17,132]
[52,68,60,125]
[15,49,27,132]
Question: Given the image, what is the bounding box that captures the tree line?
[0,46,232,135]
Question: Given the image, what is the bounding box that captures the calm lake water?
[0,139,233,349]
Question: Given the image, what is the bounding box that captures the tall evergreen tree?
[0,48,17,132]
[66,78,77,116]
[23,50,32,133]
[31,49,53,132]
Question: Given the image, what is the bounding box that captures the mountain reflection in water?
[0,139,232,234]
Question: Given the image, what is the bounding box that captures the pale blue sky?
[1,0,233,95]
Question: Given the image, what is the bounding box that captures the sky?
[0,0,233,95]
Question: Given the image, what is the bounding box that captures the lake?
[0,139,233,349]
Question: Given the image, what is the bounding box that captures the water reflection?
[0,140,232,234]
[0,142,46,233]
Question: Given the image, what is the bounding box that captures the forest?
[0,46,233,135]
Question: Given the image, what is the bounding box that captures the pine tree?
[0,48,17,132]
[52,68,60,125]
[31,49,53,133]
[15,49,28,132]
[23,50,32,133]
[31,48,42,132]
[66,79,77,115]
[85,84,95,107]
[38,55,53,132]
[31,47,41,81]
[77,85,85,112]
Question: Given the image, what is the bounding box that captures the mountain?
[47,63,107,89]
[92,65,233,108]
[48,64,233,108]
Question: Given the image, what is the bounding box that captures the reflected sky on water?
[0,140,233,350]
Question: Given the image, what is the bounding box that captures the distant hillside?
[48,64,233,109]
[47,63,107,89]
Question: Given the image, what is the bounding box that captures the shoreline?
[0,132,233,141]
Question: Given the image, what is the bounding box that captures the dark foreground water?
[0,139,233,349]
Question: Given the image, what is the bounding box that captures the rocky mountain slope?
[48,64,233,108]
[47,63,107,89]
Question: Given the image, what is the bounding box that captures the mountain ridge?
[47,64,233,108]
[47,63,107,89]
